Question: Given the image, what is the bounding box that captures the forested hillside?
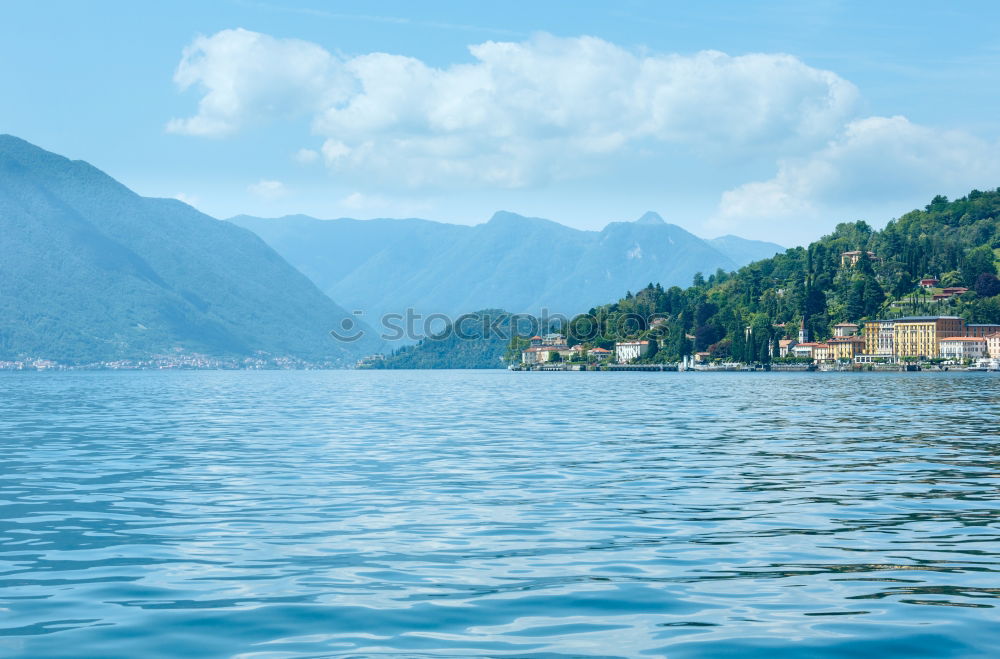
[0,135,379,364]
[564,190,1000,363]
[368,310,518,369]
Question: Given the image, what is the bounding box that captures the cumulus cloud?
[167,28,352,136]
[168,30,859,185]
[710,116,1000,241]
[247,179,289,200]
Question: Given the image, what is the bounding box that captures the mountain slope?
[369,309,515,369]
[0,135,377,363]
[232,210,744,320]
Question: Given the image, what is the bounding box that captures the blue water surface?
[0,370,998,657]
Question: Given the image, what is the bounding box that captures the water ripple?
[0,370,998,657]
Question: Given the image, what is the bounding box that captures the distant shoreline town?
[0,355,344,372]
[511,314,1000,372]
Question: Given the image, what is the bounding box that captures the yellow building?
[893,316,965,358]
[840,251,877,267]
[812,343,832,362]
[987,333,1000,359]
[829,335,865,360]
[863,319,895,358]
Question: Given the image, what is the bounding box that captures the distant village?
[511,248,1000,372]
[515,315,1000,372]
[0,354,340,371]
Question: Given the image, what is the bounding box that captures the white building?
[791,342,821,360]
[615,340,651,364]
[938,337,988,360]
[833,322,859,337]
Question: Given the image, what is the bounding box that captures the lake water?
[0,370,998,657]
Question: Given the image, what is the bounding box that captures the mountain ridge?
[231,211,783,320]
[0,135,378,364]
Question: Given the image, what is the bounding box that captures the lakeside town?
[514,315,1000,372]
[0,354,343,371]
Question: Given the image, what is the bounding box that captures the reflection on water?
[0,370,997,657]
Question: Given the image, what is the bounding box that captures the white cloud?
[293,148,319,164]
[169,29,1000,242]
[167,28,352,136]
[709,116,1000,242]
[247,179,289,200]
[168,30,859,186]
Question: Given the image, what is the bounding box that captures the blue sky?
[3,1,1000,245]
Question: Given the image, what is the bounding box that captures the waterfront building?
[521,346,549,365]
[863,319,895,359]
[521,339,573,365]
[939,337,988,361]
[778,338,797,357]
[965,324,1000,338]
[813,343,832,362]
[893,316,964,359]
[828,335,865,360]
[987,333,1000,359]
[615,340,651,364]
[355,353,386,368]
[792,342,832,362]
[833,322,859,337]
[589,347,612,361]
[791,342,820,359]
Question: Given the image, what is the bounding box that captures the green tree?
[962,245,998,284]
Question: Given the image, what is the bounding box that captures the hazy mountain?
[707,235,785,266]
[233,210,774,321]
[0,135,377,363]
